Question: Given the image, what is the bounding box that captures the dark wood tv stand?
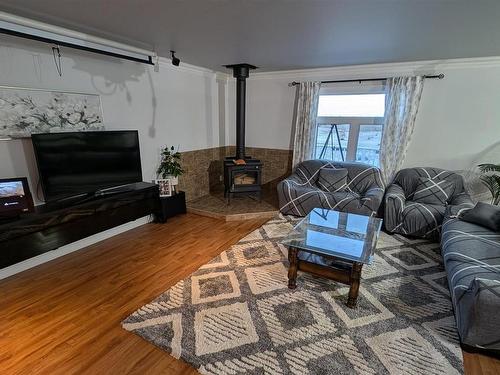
[0,182,161,269]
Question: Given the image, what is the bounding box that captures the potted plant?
[157,145,184,189]
[478,163,500,205]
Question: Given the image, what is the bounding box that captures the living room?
[0,1,499,374]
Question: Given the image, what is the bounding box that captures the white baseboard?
[0,216,151,280]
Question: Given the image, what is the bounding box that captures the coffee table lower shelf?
[287,247,363,308]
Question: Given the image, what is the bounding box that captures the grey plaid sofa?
[441,205,500,354]
[277,160,385,217]
[384,167,473,240]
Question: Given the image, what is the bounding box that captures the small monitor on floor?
[0,177,34,218]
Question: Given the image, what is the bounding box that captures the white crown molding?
[0,10,154,57]
[215,71,230,83]
[0,31,217,77]
[250,56,500,82]
[157,56,217,77]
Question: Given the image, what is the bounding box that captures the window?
[315,93,385,167]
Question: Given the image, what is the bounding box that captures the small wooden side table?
[280,208,382,309]
[155,191,186,223]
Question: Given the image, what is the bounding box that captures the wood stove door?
[224,165,262,204]
[232,170,260,189]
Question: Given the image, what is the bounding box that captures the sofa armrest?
[447,193,475,218]
[449,192,474,207]
[361,186,385,214]
[384,183,407,232]
[456,278,500,351]
[277,178,323,216]
[281,173,309,186]
[281,181,318,195]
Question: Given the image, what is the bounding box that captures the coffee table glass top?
[280,208,383,264]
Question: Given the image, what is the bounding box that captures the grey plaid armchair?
[384,167,473,240]
[277,160,385,217]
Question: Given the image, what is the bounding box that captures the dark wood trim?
[297,259,351,284]
[347,262,363,308]
[287,251,362,308]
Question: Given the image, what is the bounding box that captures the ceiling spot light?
[170,50,180,66]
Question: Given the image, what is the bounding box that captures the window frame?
[316,116,384,162]
[315,83,386,165]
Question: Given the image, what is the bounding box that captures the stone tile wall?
[177,146,292,201]
[177,147,221,201]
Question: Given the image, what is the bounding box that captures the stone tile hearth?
[187,187,279,221]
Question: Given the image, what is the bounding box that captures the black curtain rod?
[289,73,444,86]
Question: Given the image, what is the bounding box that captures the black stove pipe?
[224,63,257,160]
[235,76,246,160]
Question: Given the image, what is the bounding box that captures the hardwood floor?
[1,213,498,374]
[0,214,268,374]
[463,351,500,375]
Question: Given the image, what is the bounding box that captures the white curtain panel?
[380,76,425,183]
[291,81,321,168]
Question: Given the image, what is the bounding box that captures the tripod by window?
[318,124,345,161]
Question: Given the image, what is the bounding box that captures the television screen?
[0,181,24,197]
[0,177,34,216]
[32,131,143,201]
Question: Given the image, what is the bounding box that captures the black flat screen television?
[32,131,143,201]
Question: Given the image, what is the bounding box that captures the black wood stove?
[223,63,263,204]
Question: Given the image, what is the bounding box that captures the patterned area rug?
[122,215,463,374]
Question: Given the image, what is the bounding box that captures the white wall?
[0,35,220,200]
[232,57,500,171]
[227,78,296,150]
[404,64,500,169]
[2,34,500,193]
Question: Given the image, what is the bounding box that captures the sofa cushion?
[392,167,464,199]
[460,202,500,232]
[412,177,456,205]
[316,168,348,192]
[399,201,446,239]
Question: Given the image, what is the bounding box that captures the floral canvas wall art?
[0,86,104,138]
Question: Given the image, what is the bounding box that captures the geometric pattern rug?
[122,214,463,374]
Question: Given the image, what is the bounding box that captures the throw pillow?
[412,177,456,205]
[316,168,348,192]
[460,202,500,232]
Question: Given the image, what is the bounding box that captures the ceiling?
[0,0,499,72]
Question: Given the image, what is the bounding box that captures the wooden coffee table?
[280,208,382,308]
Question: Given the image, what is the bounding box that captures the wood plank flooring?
[0,213,498,374]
